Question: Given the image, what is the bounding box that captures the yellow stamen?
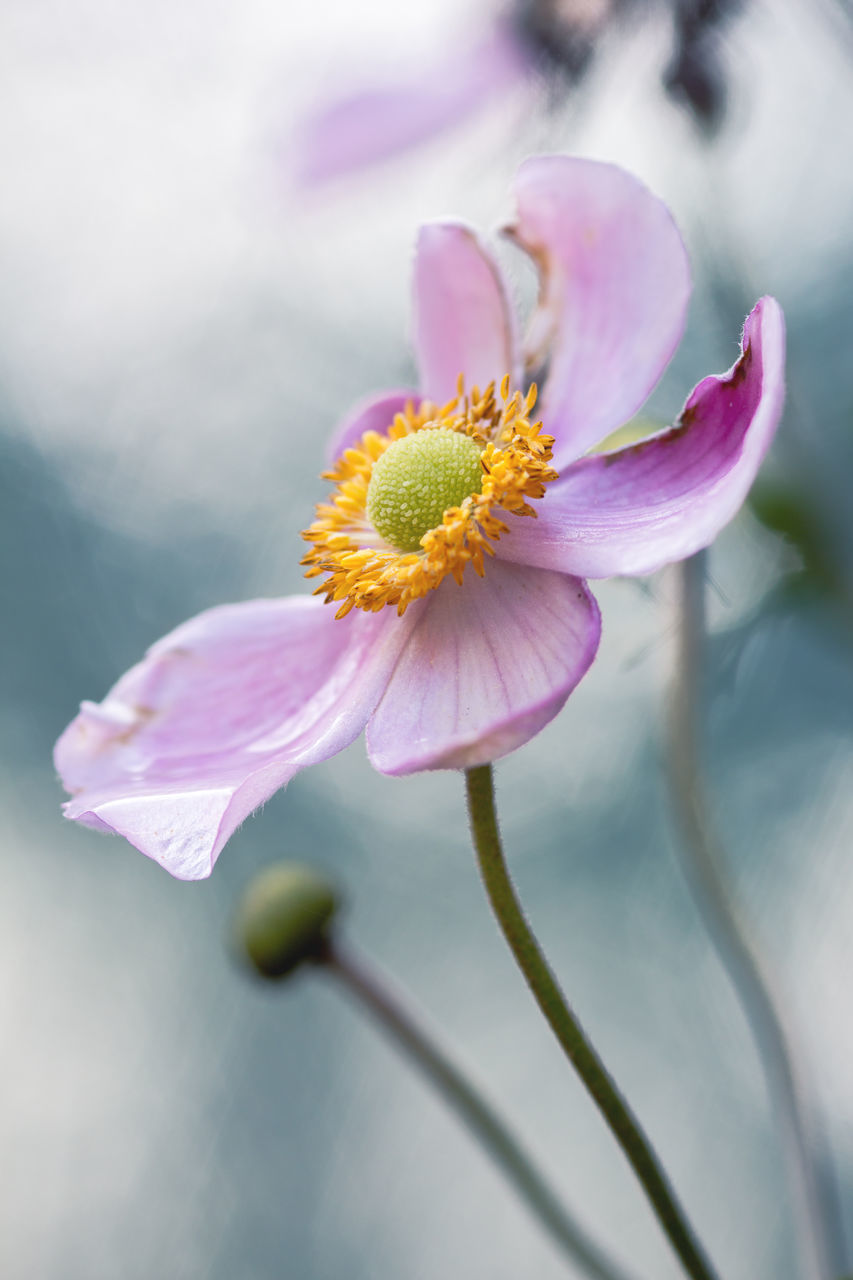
[301,378,557,617]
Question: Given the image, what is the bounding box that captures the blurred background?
[1,0,853,1276]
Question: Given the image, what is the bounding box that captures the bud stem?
[465,763,719,1280]
[320,936,638,1280]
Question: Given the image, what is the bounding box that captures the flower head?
[302,377,556,616]
[55,156,785,880]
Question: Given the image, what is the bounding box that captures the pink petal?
[496,298,785,578]
[292,28,527,186]
[413,222,521,404]
[325,389,418,466]
[509,156,691,467]
[366,561,600,774]
[55,597,414,880]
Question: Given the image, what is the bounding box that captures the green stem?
[321,936,638,1280]
[465,764,719,1280]
[669,551,833,1280]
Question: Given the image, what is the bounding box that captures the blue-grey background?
[1,1,852,1277]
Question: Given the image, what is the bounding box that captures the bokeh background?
[2,1,853,1276]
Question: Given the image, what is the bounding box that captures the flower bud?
[233,862,341,980]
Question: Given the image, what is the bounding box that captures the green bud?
[233,862,341,980]
[366,428,483,552]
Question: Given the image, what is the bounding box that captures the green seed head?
[366,428,484,552]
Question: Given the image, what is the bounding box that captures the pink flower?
[55,156,785,880]
[292,6,609,186]
[293,1,740,185]
[293,23,532,186]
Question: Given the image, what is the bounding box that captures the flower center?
[301,377,557,618]
[366,427,484,552]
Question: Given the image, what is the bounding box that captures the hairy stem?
[465,764,719,1280]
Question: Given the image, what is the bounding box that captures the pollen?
[301,376,557,618]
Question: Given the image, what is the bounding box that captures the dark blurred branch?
[664,0,744,129]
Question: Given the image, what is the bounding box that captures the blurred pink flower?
[55,156,784,880]
[292,5,609,185]
[293,23,532,186]
[293,0,742,184]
